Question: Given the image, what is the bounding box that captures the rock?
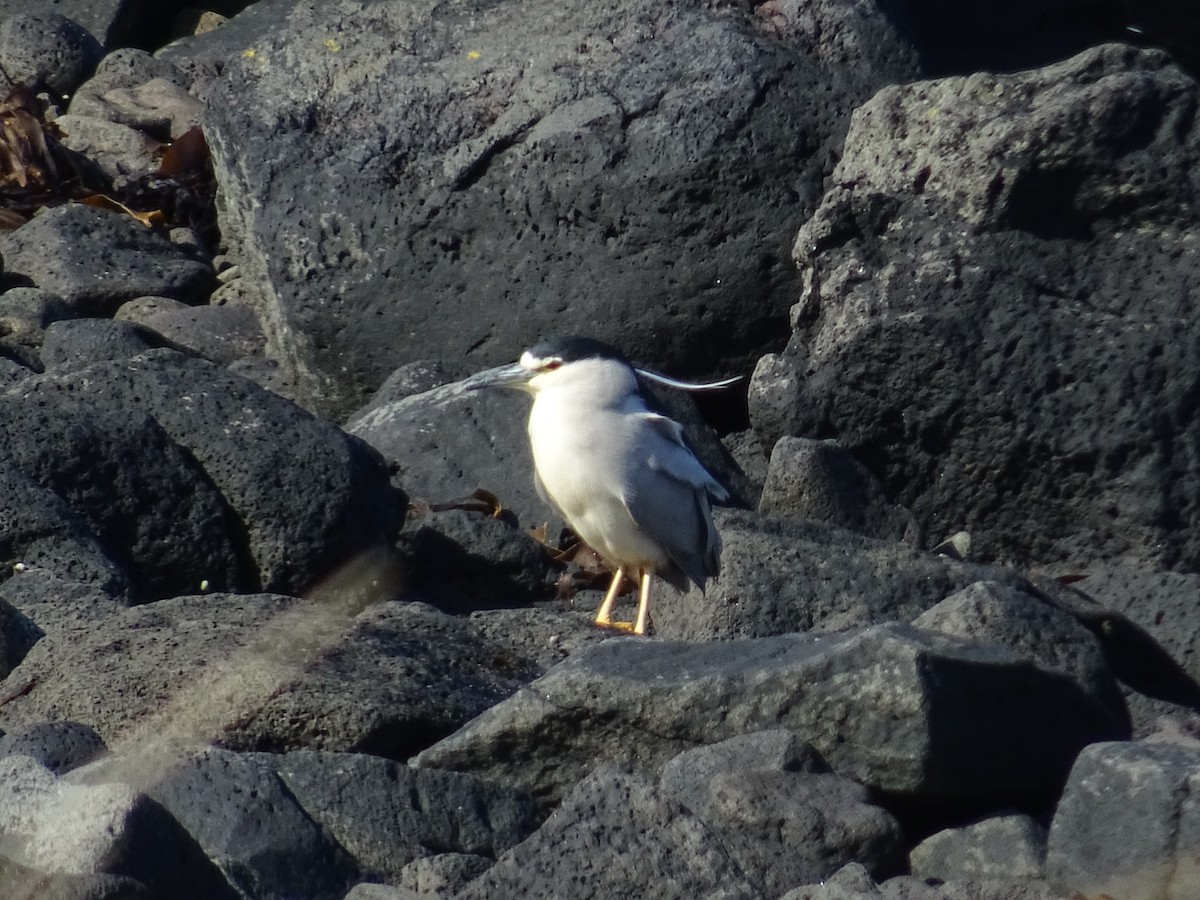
[40,318,169,369]
[661,744,905,892]
[909,813,1047,881]
[396,509,562,613]
[0,13,102,99]
[912,580,1125,719]
[133,303,264,364]
[343,884,427,900]
[0,721,106,774]
[259,749,537,881]
[222,600,542,757]
[1045,739,1200,899]
[0,569,126,648]
[52,114,159,185]
[651,510,1025,640]
[1029,573,1200,734]
[751,44,1200,573]
[415,623,1127,808]
[0,380,242,602]
[783,863,1068,900]
[31,349,405,596]
[184,0,919,414]
[0,595,560,761]
[396,853,491,897]
[456,768,762,900]
[69,76,204,141]
[147,748,358,900]
[0,593,298,745]
[0,591,42,679]
[759,437,917,543]
[1,205,214,316]
[0,754,237,899]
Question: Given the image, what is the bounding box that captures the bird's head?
[460,337,636,399]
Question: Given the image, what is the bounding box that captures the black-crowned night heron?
[462,336,735,635]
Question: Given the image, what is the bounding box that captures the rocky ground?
[0,1,1197,899]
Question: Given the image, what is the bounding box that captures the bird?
[461,336,736,635]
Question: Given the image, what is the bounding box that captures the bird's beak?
[459,362,531,392]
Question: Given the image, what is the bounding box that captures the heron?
[462,336,735,634]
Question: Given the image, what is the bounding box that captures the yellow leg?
[594,567,625,628]
[633,569,652,635]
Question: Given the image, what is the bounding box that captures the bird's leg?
[633,569,652,636]
[594,566,625,628]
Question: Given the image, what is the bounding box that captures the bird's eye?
[541,359,563,372]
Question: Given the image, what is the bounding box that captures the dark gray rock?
[0,287,72,371]
[660,730,827,805]
[148,748,358,900]
[750,44,1200,573]
[415,623,1127,808]
[35,349,404,596]
[52,114,159,185]
[456,768,762,900]
[185,0,919,414]
[40,318,166,368]
[909,813,1047,881]
[661,738,904,893]
[0,865,150,900]
[0,381,242,602]
[2,593,536,760]
[396,853,491,897]
[1045,739,1200,900]
[221,601,541,758]
[343,885,425,900]
[0,590,42,680]
[0,754,237,900]
[397,509,562,613]
[0,593,299,744]
[0,569,126,650]
[134,303,264,364]
[0,13,102,99]
[0,469,123,601]
[912,580,1126,723]
[260,750,536,882]
[0,721,106,774]
[759,437,917,543]
[1028,573,1200,733]
[651,509,1025,640]
[782,863,1068,900]
[1,205,214,316]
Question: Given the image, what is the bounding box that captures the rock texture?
[750,44,1200,574]
[0,3,1193,900]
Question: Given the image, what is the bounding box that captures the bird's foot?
[594,618,647,636]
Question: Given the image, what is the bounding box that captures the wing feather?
[622,413,724,590]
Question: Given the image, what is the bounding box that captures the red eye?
[542,359,563,372]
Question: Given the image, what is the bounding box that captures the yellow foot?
[594,619,645,635]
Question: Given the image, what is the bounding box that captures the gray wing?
[622,413,725,591]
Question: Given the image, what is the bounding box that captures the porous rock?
[260,750,536,882]
[1,205,214,316]
[0,754,236,899]
[415,623,1127,808]
[0,13,102,99]
[909,813,1047,881]
[455,768,761,900]
[651,509,1025,640]
[147,748,357,900]
[185,0,919,414]
[1046,739,1200,900]
[750,44,1200,573]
